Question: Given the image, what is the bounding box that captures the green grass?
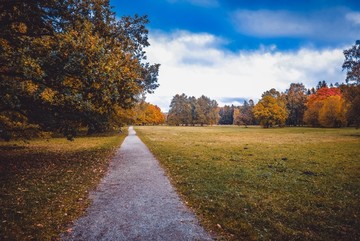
[135,126,360,240]
[0,131,127,241]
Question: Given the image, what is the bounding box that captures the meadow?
[135,126,360,240]
[0,131,126,240]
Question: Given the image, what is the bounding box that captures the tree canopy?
[343,40,360,85]
[253,89,288,128]
[167,94,218,126]
[0,0,159,140]
[303,87,347,127]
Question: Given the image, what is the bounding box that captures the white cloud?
[231,9,360,41]
[145,31,347,112]
[232,10,311,37]
[346,12,360,25]
[167,0,219,7]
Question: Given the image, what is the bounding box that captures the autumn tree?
[233,107,241,125]
[135,102,165,125]
[0,0,159,140]
[285,83,307,126]
[303,87,347,127]
[233,100,255,127]
[253,89,288,128]
[318,95,347,127]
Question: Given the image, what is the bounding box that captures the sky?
[110,0,360,111]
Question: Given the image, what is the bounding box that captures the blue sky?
[111,0,360,111]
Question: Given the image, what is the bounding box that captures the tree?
[342,40,360,85]
[167,94,218,126]
[342,41,360,127]
[285,83,307,126]
[316,80,328,90]
[167,94,192,126]
[208,99,220,125]
[141,102,165,125]
[303,87,346,127]
[253,89,288,128]
[194,95,218,126]
[233,100,255,127]
[340,84,360,128]
[318,95,347,128]
[219,105,234,125]
[233,107,241,125]
[0,0,159,140]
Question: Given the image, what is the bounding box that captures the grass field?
[0,131,126,241]
[135,126,360,240]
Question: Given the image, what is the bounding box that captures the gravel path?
[62,126,213,241]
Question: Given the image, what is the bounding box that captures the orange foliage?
[304,87,347,127]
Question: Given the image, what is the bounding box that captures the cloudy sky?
[111,0,360,111]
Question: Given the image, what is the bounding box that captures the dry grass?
[135,126,360,240]
[0,131,127,240]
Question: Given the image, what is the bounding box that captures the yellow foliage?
[40,88,56,102]
[24,81,39,95]
[318,95,347,127]
[11,22,27,33]
[253,95,288,127]
[63,77,82,89]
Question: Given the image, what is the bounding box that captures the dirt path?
[62,126,213,241]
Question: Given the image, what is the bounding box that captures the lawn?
[0,131,127,241]
[135,126,360,240]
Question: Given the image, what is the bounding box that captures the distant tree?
[219,105,234,125]
[262,88,281,98]
[195,95,218,126]
[233,107,241,125]
[318,96,347,128]
[234,100,255,127]
[144,103,165,125]
[189,96,199,125]
[194,96,207,125]
[340,84,360,128]
[253,90,288,128]
[317,80,328,90]
[342,40,360,85]
[208,100,220,125]
[167,94,218,126]
[167,94,192,126]
[285,83,307,126]
[303,87,346,127]
[341,41,360,128]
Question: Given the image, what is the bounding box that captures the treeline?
[168,83,359,128]
[167,41,360,128]
[167,94,219,126]
[117,101,165,126]
[0,0,159,140]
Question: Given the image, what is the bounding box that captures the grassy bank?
[135,126,360,240]
[0,131,127,240]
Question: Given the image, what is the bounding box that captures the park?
[1,0,360,240]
